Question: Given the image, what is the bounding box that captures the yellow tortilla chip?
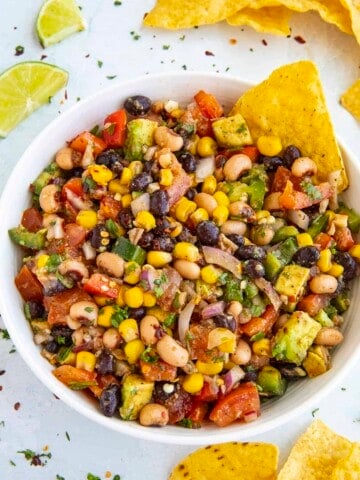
[277,420,353,480]
[341,78,360,120]
[227,6,292,36]
[168,442,278,480]
[231,60,349,191]
[340,0,360,44]
[331,442,360,480]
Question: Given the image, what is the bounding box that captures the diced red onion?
[178,299,195,343]
[82,241,97,260]
[201,301,225,319]
[131,192,150,216]
[287,209,310,230]
[140,267,157,291]
[243,411,259,423]
[195,156,215,182]
[66,189,92,211]
[202,246,242,278]
[223,365,245,393]
[255,277,282,311]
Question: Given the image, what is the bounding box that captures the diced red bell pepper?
[197,381,219,402]
[53,365,97,387]
[102,109,127,148]
[240,305,277,338]
[15,265,44,302]
[279,180,333,210]
[70,131,106,156]
[140,359,177,382]
[271,166,292,192]
[62,178,84,199]
[44,287,93,325]
[99,196,122,220]
[297,294,330,317]
[21,207,43,232]
[333,227,355,251]
[83,273,120,298]
[194,90,223,119]
[188,398,208,424]
[209,382,260,427]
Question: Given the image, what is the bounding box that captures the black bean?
[44,341,60,354]
[235,245,265,261]
[96,351,115,375]
[177,152,197,173]
[69,167,84,178]
[124,95,151,116]
[130,173,153,192]
[153,381,176,403]
[292,246,320,267]
[96,149,123,168]
[128,307,146,320]
[89,224,110,250]
[243,371,258,382]
[185,187,197,201]
[151,236,175,252]
[138,231,154,249]
[213,315,236,332]
[196,221,219,246]
[333,252,357,281]
[150,189,169,216]
[226,234,245,248]
[142,161,153,174]
[262,156,284,172]
[282,145,301,169]
[153,217,172,236]
[178,226,197,243]
[243,259,265,278]
[51,326,73,346]
[26,301,45,319]
[118,208,134,230]
[99,384,121,417]
[215,154,227,169]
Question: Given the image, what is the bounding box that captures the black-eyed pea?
[154,126,183,152]
[221,220,247,236]
[309,274,338,294]
[96,252,125,278]
[173,260,201,280]
[55,147,80,170]
[140,315,160,345]
[227,301,242,319]
[39,184,60,213]
[69,301,98,324]
[156,334,189,367]
[139,403,169,426]
[291,157,317,177]
[230,339,252,365]
[194,192,218,216]
[223,154,252,181]
[103,327,122,350]
[315,327,344,346]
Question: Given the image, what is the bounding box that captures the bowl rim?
[1,71,360,445]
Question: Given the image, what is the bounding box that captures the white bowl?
[1,72,360,445]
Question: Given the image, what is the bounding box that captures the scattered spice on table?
[179,34,185,40]
[65,431,70,441]
[205,50,214,56]
[229,38,237,44]
[130,31,141,40]
[294,35,306,44]
[0,370,5,376]
[17,449,52,466]
[106,75,117,80]
[14,45,24,56]
[85,53,90,58]
[40,54,47,60]
[14,402,21,411]
[97,60,103,68]
[0,328,10,340]
[262,39,268,46]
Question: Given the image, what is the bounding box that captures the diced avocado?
[331,290,350,314]
[124,118,158,161]
[272,225,299,244]
[257,366,287,396]
[31,162,61,196]
[314,309,334,327]
[302,345,330,377]
[338,201,360,233]
[307,214,328,238]
[212,113,252,147]
[112,237,146,265]
[119,374,154,421]
[272,311,322,365]
[275,264,310,300]
[8,226,46,250]
[264,237,298,280]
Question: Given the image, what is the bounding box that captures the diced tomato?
[83,273,120,298]
[279,180,333,210]
[240,305,277,338]
[209,382,260,427]
[188,399,208,424]
[70,131,106,156]
[314,232,333,250]
[197,381,219,402]
[271,166,292,192]
[62,178,84,199]
[241,145,260,162]
[194,90,223,119]
[21,207,43,232]
[15,265,43,302]
[333,227,355,251]
[187,323,221,362]
[64,223,87,247]
[297,294,330,317]
[53,365,97,387]
[102,109,127,148]
[185,103,213,137]
[140,359,177,382]
[44,287,93,325]
[99,196,122,220]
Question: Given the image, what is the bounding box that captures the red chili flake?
[229,38,237,45]
[64,89,68,100]
[262,39,268,46]
[53,394,60,400]
[0,370,5,376]
[205,50,214,56]
[40,54,48,60]
[85,53,90,58]
[294,35,306,44]
[14,402,21,410]
[0,386,3,391]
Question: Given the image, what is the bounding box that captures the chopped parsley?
[97,60,103,68]
[311,408,319,417]
[140,346,159,364]
[111,306,129,328]
[15,45,24,56]
[163,313,176,328]
[0,328,10,340]
[301,180,322,201]
[106,75,117,80]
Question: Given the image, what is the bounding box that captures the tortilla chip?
[227,6,292,36]
[231,60,349,192]
[340,0,360,42]
[277,420,353,480]
[168,442,278,480]
[341,78,360,120]
[331,442,360,480]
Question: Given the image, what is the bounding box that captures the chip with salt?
[231,60,349,191]
[168,442,279,480]
[277,420,353,480]
[331,442,360,480]
[227,6,292,36]
[341,78,360,120]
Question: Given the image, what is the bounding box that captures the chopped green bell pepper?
[307,214,328,238]
[272,225,299,244]
[264,237,298,280]
[112,237,146,265]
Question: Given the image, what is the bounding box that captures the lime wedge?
[0,61,68,137]
[36,0,86,48]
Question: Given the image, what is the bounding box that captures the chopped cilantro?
[114,0,122,5]
[153,271,168,298]
[130,31,141,40]
[182,65,187,70]
[179,35,185,40]
[57,346,73,363]
[236,123,247,134]
[90,124,100,135]
[65,431,70,441]
[87,474,101,480]
[163,313,176,328]
[106,75,117,80]
[300,180,322,201]
[10,459,16,466]
[84,306,94,314]
[48,96,52,104]
[82,176,97,191]
[56,476,65,480]
[56,336,66,345]
[0,420,5,427]
[311,408,319,417]
[1,328,10,340]
[113,476,121,480]
[111,306,129,328]
[178,418,200,429]
[17,449,51,466]
[15,45,24,56]
[140,346,159,364]
[45,254,62,273]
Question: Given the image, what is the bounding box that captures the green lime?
[0,61,68,137]
[36,0,86,48]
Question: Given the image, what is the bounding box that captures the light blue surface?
[0,1,359,479]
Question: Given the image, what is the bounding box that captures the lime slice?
[0,61,68,137]
[36,0,86,48]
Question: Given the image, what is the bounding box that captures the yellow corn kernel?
[255,210,270,221]
[328,263,344,278]
[147,251,172,268]
[76,351,96,372]
[257,135,282,157]
[317,249,332,273]
[173,242,199,262]
[183,373,204,394]
[197,136,217,157]
[170,221,183,238]
[201,265,221,284]
[213,205,229,226]
[188,135,199,155]
[124,339,145,364]
[196,360,224,375]
[121,194,132,208]
[159,168,173,186]
[129,160,143,176]
[202,175,217,195]
[175,198,197,222]
[147,306,168,322]
[169,108,184,119]
[93,295,113,307]
[219,338,236,354]
[135,211,156,231]
[120,167,132,185]
[109,179,127,194]
[190,208,209,225]
[326,210,336,223]
[143,291,157,307]
[97,305,117,327]
[349,244,360,260]
[76,210,98,229]
[296,233,313,247]
[213,191,230,207]
[118,318,139,342]
[252,338,271,357]
[116,284,129,307]
[37,254,49,269]
[88,164,113,186]
[124,286,144,308]
[124,261,141,285]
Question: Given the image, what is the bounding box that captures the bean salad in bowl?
[9,85,360,431]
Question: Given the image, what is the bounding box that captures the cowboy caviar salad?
[9,90,360,429]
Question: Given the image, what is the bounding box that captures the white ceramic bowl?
[1,72,360,445]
